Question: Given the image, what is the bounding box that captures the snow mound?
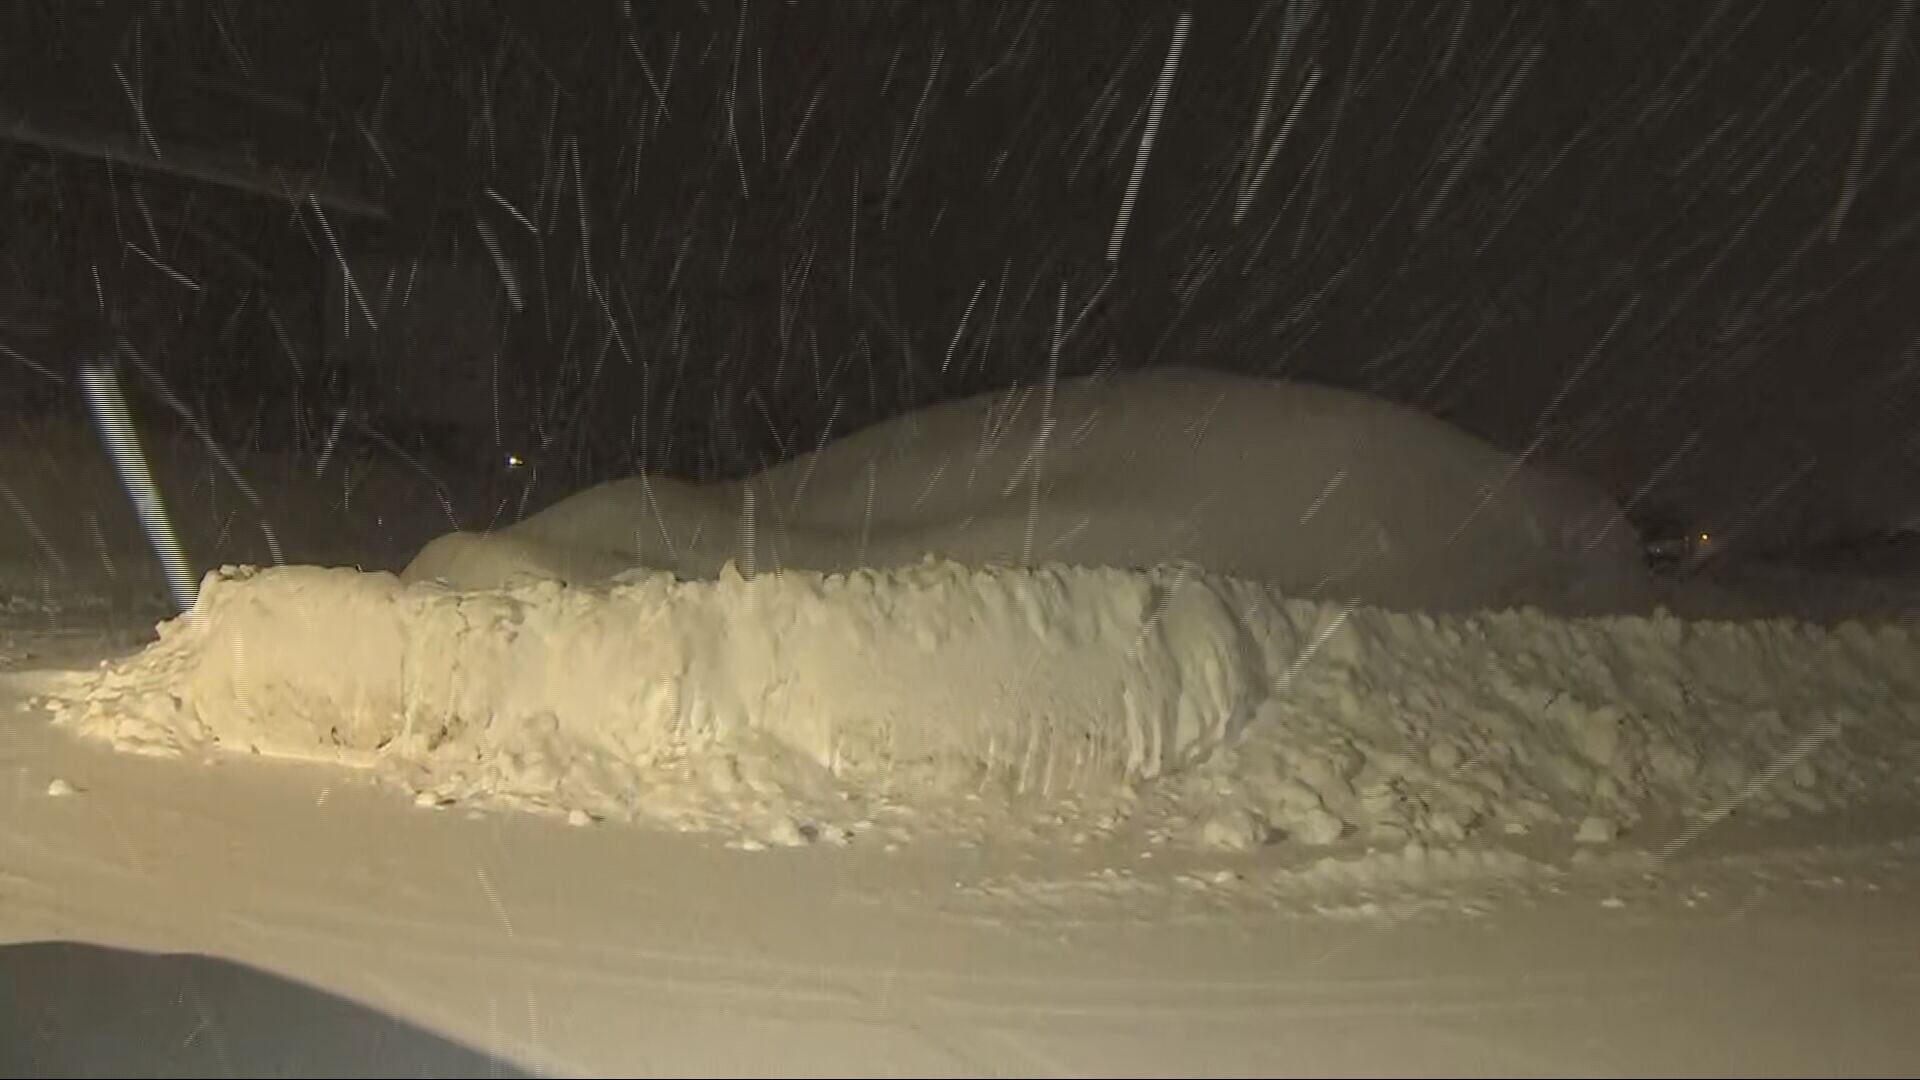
[43,559,1920,851]
[405,368,1653,616]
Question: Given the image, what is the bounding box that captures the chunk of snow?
[1289,806,1349,846]
[1574,815,1619,844]
[765,818,813,847]
[1199,808,1273,851]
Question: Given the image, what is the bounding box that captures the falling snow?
[3,1,1920,1074]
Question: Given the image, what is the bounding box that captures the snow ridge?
[44,560,1920,850]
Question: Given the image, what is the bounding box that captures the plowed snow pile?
[43,560,1920,850]
[37,370,1920,850]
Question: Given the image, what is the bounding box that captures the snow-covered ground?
[7,704,1920,1076]
[4,373,1920,1076]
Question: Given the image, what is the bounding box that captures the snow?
[6,697,1920,1075]
[403,369,1655,616]
[31,370,1920,857]
[7,368,1920,1072]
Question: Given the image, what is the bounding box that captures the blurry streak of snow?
[1108,11,1191,264]
[1828,0,1914,241]
[76,360,198,613]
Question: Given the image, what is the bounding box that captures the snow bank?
[45,558,1920,850]
[404,369,1654,616]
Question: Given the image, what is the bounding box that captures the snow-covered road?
[5,660,1918,1076]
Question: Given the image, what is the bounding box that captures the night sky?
[2,0,1916,550]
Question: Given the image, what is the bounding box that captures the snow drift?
[44,557,1920,850]
[404,368,1654,616]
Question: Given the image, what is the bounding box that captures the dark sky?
[1,0,1917,548]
